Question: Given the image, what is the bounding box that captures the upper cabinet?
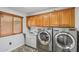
[26,8,75,28]
[27,16,36,27]
[36,15,42,26]
[50,11,60,27]
[42,13,50,26]
[27,13,50,27]
[59,8,75,27]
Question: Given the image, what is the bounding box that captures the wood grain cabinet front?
[26,8,75,28]
[59,8,75,27]
[27,17,31,27]
[42,13,50,27]
[27,15,43,27]
[35,15,43,27]
[27,16,36,27]
[50,11,60,27]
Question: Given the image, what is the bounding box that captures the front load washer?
[53,28,77,52]
[37,28,53,52]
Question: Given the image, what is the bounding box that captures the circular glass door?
[38,31,50,45]
[55,32,75,49]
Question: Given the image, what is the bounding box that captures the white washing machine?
[37,27,53,52]
[53,28,77,52]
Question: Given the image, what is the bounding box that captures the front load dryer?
[37,28,53,52]
[53,28,77,52]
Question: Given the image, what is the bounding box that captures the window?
[13,16,22,34]
[0,14,13,36]
[0,13,22,37]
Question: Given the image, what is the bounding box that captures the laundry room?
[0,7,79,52]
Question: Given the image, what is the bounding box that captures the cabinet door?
[50,12,60,27]
[13,16,22,34]
[60,8,75,27]
[42,13,50,26]
[69,8,75,27]
[36,15,43,26]
[27,17,31,27]
[1,14,13,36]
[31,16,36,26]
[27,16,36,27]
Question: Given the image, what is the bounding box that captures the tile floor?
[12,45,38,52]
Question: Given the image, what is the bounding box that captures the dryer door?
[38,31,50,45]
[55,32,75,49]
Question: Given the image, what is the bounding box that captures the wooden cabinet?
[50,11,60,27]
[59,8,75,27]
[36,15,42,26]
[42,13,50,26]
[27,15,43,27]
[27,17,32,27]
[50,8,75,27]
[27,13,50,27]
[31,16,36,26]
[27,8,75,28]
[27,16,36,27]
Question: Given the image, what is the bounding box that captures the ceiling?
[7,7,53,15]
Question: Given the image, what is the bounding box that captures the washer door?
[55,32,75,49]
[38,31,50,45]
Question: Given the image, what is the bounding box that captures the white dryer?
[37,27,53,52]
[53,28,77,52]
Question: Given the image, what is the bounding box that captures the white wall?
[75,7,79,31]
[0,8,26,52]
[0,34,24,52]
